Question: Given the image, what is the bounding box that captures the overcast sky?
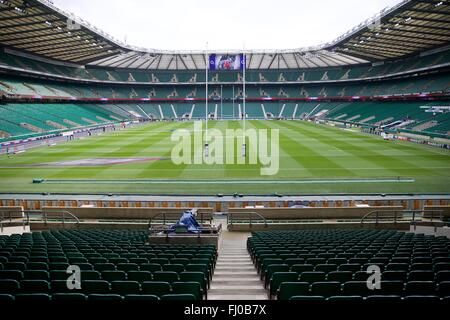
[52,0,403,51]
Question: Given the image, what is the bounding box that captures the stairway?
[208,231,267,300]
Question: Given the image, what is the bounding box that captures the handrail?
[0,209,80,232]
[360,209,444,225]
[227,211,268,228]
[148,210,212,228]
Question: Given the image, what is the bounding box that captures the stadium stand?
[0,229,217,301]
[0,0,449,309]
[247,229,450,300]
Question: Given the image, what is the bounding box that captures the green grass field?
[0,120,449,195]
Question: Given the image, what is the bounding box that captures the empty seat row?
[0,279,204,299]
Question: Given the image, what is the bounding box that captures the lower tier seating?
[0,230,217,301]
[248,229,450,301]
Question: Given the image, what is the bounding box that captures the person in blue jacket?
[169,208,201,234]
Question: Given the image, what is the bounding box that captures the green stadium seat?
[20,280,50,293]
[437,281,450,297]
[405,281,436,296]
[15,293,51,301]
[306,258,327,266]
[436,271,450,283]
[52,293,87,301]
[382,271,407,282]
[141,281,171,297]
[434,263,450,272]
[162,264,185,274]
[366,295,402,302]
[81,270,102,280]
[289,296,325,301]
[49,263,69,271]
[328,258,347,265]
[374,280,404,296]
[284,258,305,267]
[26,262,48,270]
[299,271,326,284]
[179,271,208,296]
[140,263,162,272]
[327,296,364,301]
[101,271,127,282]
[342,281,372,296]
[290,264,314,273]
[161,294,196,301]
[403,295,441,302]
[88,258,108,264]
[50,280,74,293]
[124,294,159,301]
[93,263,116,272]
[116,263,139,272]
[4,262,26,271]
[172,281,202,300]
[128,258,148,265]
[277,282,310,300]
[185,264,210,282]
[338,264,362,272]
[149,258,170,265]
[126,271,152,282]
[68,258,89,264]
[0,279,20,294]
[75,263,94,271]
[269,272,299,298]
[153,271,179,284]
[88,294,123,301]
[111,280,141,295]
[311,281,342,297]
[23,270,50,281]
[314,264,338,273]
[0,270,24,281]
[386,263,409,271]
[170,258,190,266]
[8,257,28,264]
[264,264,290,287]
[0,294,15,301]
[408,270,435,282]
[49,257,68,263]
[327,271,353,283]
[81,280,110,294]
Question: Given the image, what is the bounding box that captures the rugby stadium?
[0,0,449,310]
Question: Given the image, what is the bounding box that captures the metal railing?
[148,211,212,228]
[0,209,80,232]
[360,209,444,226]
[227,211,268,229]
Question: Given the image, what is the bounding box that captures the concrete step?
[215,266,256,271]
[211,279,262,285]
[218,255,249,258]
[214,272,257,278]
[208,231,266,300]
[217,263,254,267]
[210,285,265,290]
[209,288,266,295]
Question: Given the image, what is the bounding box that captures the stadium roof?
[0,0,449,70]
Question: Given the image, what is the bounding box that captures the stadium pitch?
[0,120,448,195]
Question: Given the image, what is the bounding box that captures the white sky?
[52,0,403,51]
